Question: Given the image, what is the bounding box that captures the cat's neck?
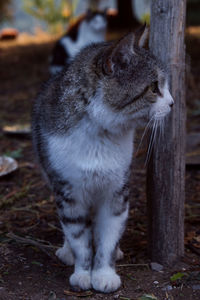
[86,88,135,137]
[74,114,135,154]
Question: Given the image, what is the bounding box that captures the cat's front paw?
[70,271,91,290]
[91,268,121,293]
[56,246,74,266]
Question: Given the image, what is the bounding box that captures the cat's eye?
[150,81,159,94]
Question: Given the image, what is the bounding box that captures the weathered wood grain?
[147,0,186,265]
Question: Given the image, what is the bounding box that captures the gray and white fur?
[32,27,173,293]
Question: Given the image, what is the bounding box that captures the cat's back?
[33,41,110,135]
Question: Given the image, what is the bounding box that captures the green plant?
[170,272,186,282]
[23,0,79,33]
[141,13,150,25]
[0,0,13,24]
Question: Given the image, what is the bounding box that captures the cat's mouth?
[149,96,173,120]
[152,108,171,120]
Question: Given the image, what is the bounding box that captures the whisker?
[145,119,160,167]
[153,119,159,147]
[158,119,162,144]
[144,116,167,167]
[136,117,154,156]
[145,119,157,166]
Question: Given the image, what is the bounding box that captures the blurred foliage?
[141,13,150,25]
[0,0,13,24]
[23,0,79,33]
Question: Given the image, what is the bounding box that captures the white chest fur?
[47,117,134,187]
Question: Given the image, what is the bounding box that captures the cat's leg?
[56,239,74,266]
[60,214,92,290]
[91,189,129,293]
[54,181,92,290]
[54,180,74,265]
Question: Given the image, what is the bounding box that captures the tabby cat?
[32,27,173,293]
[49,9,107,74]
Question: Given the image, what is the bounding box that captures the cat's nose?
[168,94,174,108]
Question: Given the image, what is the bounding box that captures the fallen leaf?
[170,272,186,282]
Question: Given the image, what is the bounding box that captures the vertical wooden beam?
[147,0,186,265]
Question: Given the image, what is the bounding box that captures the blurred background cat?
[49,9,107,75]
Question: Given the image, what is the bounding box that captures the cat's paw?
[69,271,91,290]
[91,268,121,293]
[116,247,124,261]
[56,246,74,266]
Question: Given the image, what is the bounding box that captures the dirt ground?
[0,29,200,300]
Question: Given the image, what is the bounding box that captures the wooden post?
[147,0,186,265]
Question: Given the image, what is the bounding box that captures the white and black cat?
[49,9,107,74]
[32,27,174,293]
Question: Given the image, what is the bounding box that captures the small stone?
[162,285,173,291]
[150,262,164,272]
[192,285,200,290]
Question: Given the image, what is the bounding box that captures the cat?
[49,9,107,75]
[32,26,174,293]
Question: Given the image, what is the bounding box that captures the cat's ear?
[134,24,149,48]
[103,33,135,75]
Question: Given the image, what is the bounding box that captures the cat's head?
[85,9,107,32]
[97,26,173,126]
